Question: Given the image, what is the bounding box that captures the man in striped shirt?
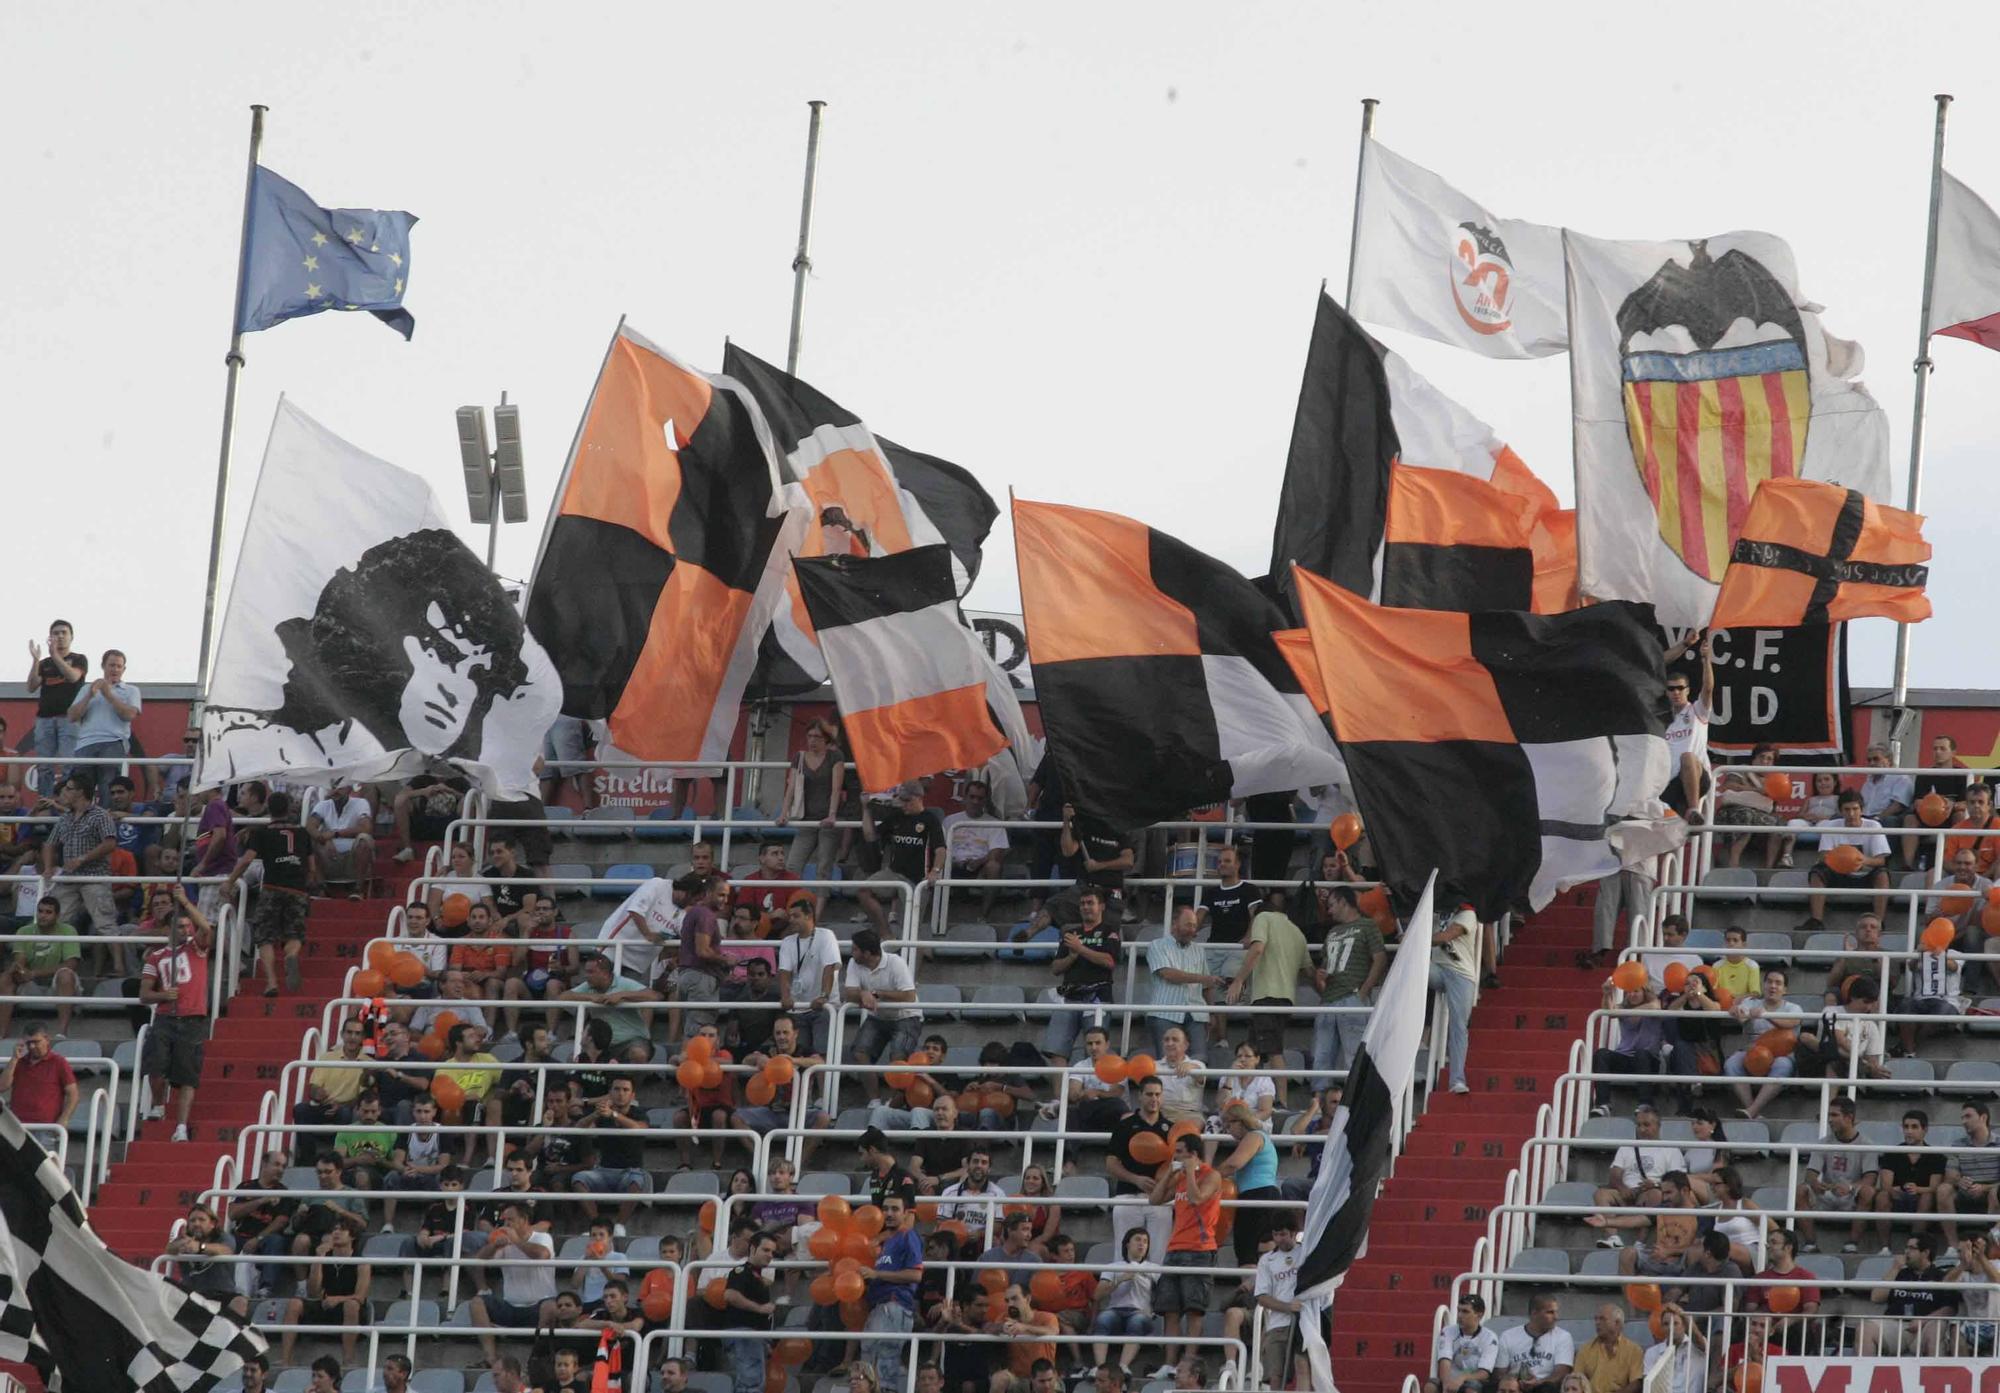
[1941,1099,2000,1244]
[1145,905,1224,1058]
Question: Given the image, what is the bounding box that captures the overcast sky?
[8,2,1998,691]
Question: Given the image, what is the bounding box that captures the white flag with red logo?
[1349,139,1567,359]
[1929,170,2000,352]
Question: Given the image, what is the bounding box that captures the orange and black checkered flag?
[1710,478,1931,630]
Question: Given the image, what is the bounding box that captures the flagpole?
[1342,97,1378,306]
[192,103,267,730]
[1889,92,1952,750]
[785,99,828,375]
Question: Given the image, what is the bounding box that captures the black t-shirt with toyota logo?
[876,808,945,882]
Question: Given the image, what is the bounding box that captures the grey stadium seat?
[970,984,1026,1020]
[1946,1060,2000,1083]
[1506,1247,1569,1276]
[799,1171,854,1196]
[1579,1249,1623,1277]
[1747,931,1791,954]
[1886,1057,1935,1084]
[1541,1181,1598,1210]
[1701,868,1758,903]
[1581,1117,1636,1141]
[384,1298,440,1327]
[666,1170,723,1195]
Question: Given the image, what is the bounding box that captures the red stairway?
[87,877,409,1264]
[1329,893,1603,1393]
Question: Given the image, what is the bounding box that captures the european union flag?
[235,165,417,340]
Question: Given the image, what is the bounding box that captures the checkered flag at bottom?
[0,1104,267,1391]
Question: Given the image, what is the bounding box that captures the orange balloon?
[1737,1364,1764,1393]
[1330,812,1364,851]
[352,968,387,997]
[906,1080,935,1108]
[440,893,471,928]
[936,1219,968,1247]
[699,1200,717,1233]
[1983,903,2000,937]
[1766,1285,1801,1314]
[388,953,426,989]
[1124,1052,1157,1082]
[1761,772,1791,802]
[1612,960,1647,993]
[807,1227,842,1262]
[1167,1119,1201,1149]
[817,1195,852,1229]
[1824,843,1865,875]
[884,1066,915,1091]
[764,1368,787,1393]
[775,1339,812,1367]
[833,1270,865,1303]
[701,1060,723,1090]
[1356,886,1391,922]
[956,1089,982,1115]
[1713,985,1735,1012]
[978,1268,1007,1295]
[764,1054,796,1086]
[809,1272,838,1305]
[416,1033,445,1061]
[1029,1270,1065,1308]
[1094,1053,1127,1085]
[978,1088,1015,1120]
[1128,1131,1170,1166]
[1744,1041,1776,1077]
[1922,918,1956,953]
[676,1060,704,1090]
[1625,1282,1662,1312]
[1987,884,2000,907]
[849,1204,885,1238]
[686,1034,714,1063]
[1764,1029,1798,1058]
[836,1230,877,1265]
[840,1298,868,1331]
[641,1287,673,1321]
[984,1295,1007,1324]
[1663,963,1690,994]
[1649,1308,1668,1341]
[1215,1178,1238,1239]
[745,1075,776,1106]
[915,1201,939,1224]
[702,1277,728,1310]
[429,1074,465,1113]
[1919,792,1952,827]
[367,940,398,972]
[833,1257,861,1277]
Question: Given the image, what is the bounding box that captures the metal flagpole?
[785,99,828,375]
[192,103,267,730]
[1343,97,1378,306]
[1889,92,1953,753]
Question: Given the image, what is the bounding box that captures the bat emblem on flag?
[1452,221,1517,335]
[1617,242,1809,582]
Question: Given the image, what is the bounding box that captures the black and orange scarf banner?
[1710,478,1930,630]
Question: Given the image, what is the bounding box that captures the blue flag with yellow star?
[235,165,417,339]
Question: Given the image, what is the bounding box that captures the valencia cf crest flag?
[1015,498,1345,832]
[1710,478,1931,629]
[526,325,808,762]
[1293,566,1682,918]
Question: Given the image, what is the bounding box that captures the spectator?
[294,1017,371,1160]
[388,762,467,862]
[187,786,239,915]
[381,1095,451,1227]
[481,834,547,932]
[25,624,88,796]
[522,1083,589,1193]
[331,1092,396,1191]
[394,901,448,998]
[1744,1227,1821,1324]
[1644,915,1704,997]
[0,1024,77,1127]
[510,901,580,1026]
[1860,1232,1957,1355]
[166,1204,245,1317]
[1152,1024,1206,1125]
[1572,1303,1643,1393]
[779,719,846,873]
[105,776,164,877]
[1877,1108,1947,1236]
[942,778,1009,918]
[1312,885,1385,1080]
[1823,916,1887,1006]
[139,886,212,1141]
[0,898,82,1042]
[307,778,376,899]
[450,903,515,997]
[1040,1232,1095,1336]
[1495,1292,1573,1393]
[375,1354,414,1393]
[558,953,660,1064]
[1227,892,1311,1063]
[1711,926,1761,1001]
[1426,1292,1499,1393]
[844,928,922,1099]
[1066,1026,1131,1132]
[670,1022,737,1167]
[1782,769,1844,869]
[1615,1169,1699,1279]
[231,1150,299,1294]
[1146,904,1222,1059]
[1796,790,1892,931]
[722,1229,779,1393]
[776,895,841,1058]
[1090,1227,1158,1371]
[719,954,781,1056]
[1593,976,1668,1085]
[436,1022,503,1163]
[1148,1132,1222,1373]
[468,1201,558,1365]
[1661,634,1714,821]
[1721,968,1799,1118]
[1669,1228,1745,1315]
[573,1075,651,1223]
[427,841,493,933]
[307,1357,343,1393]
[0,784,44,914]
[41,774,116,942]
[864,1192,924,1390]
[1585,1104,1684,1242]
[487,1020,557,1131]
[1213,1100,1278,1267]
[1252,1211,1303,1388]
[906,1092,978,1194]
[1108,1074,1172,1248]
[733,1014,832,1148]
[66,649,141,765]
[986,1290,1061,1393]
[1793,977,1890,1082]
[1639,1306,1706,1393]
[1429,905,1479,1094]
[411,967,489,1038]
[732,839,802,922]
[936,1142,1006,1226]
[226,788,314,997]
[1948,1233,2000,1356]
[667,873,731,1041]
[1939,1099,2000,1244]
[1717,744,1784,869]
[1040,886,1121,1066]
[1910,734,1976,856]
[1900,937,1966,1057]
[1200,844,1262,947]
[1584,860,1655,975]
[859,781,945,934]
[1860,742,1914,828]
[277,1217,371,1368]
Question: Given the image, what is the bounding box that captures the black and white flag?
[0,1103,267,1390]
[1293,871,1436,1392]
[200,399,561,797]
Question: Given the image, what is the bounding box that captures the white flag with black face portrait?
[199,399,560,798]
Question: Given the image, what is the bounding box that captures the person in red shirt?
[0,1023,77,1126]
[730,841,802,924]
[140,885,212,1142]
[669,1022,736,1169]
[1944,783,2000,878]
